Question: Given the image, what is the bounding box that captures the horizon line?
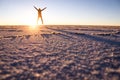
[0,24,120,27]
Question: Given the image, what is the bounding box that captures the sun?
[26,18,36,25]
[29,25,37,28]
[26,18,43,26]
[27,25,42,35]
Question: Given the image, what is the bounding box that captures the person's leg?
[37,17,39,24]
[41,16,43,24]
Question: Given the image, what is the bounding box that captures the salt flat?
[0,25,120,80]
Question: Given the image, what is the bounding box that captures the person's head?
[38,8,41,10]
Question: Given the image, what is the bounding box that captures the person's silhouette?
[34,6,47,24]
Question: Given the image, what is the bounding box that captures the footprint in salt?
[25,35,31,40]
[19,35,24,43]
[10,36,17,41]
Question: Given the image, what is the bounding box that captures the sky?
[0,0,120,25]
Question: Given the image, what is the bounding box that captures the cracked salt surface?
[0,25,120,80]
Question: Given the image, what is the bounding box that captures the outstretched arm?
[34,6,38,11]
[41,7,47,11]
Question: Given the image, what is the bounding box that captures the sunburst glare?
[27,25,41,34]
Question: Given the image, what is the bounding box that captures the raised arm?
[34,6,38,11]
[41,7,47,11]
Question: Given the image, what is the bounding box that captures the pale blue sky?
[0,0,120,25]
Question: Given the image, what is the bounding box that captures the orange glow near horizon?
[26,25,40,34]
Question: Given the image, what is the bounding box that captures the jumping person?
[34,6,47,24]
